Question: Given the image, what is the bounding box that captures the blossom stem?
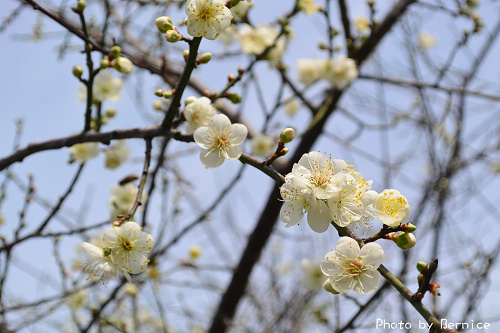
[126,139,152,221]
[161,37,202,128]
[378,264,456,332]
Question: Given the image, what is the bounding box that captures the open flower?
[301,258,326,291]
[250,133,275,158]
[373,189,410,227]
[239,23,279,55]
[417,32,437,49]
[77,70,123,103]
[183,96,216,133]
[279,182,332,233]
[103,222,154,275]
[322,56,358,90]
[288,151,348,200]
[81,241,130,285]
[105,140,130,169]
[69,142,99,163]
[193,114,248,168]
[185,0,233,40]
[321,237,383,294]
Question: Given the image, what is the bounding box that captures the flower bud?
[228,74,236,82]
[153,100,163,111]
[226,92,241,104]
[189,245,202,261]
[155,16,173,33]
[155,89,163,97]
[323,277,339,294]
[76,0,86,11]
[280,128,295,143]
[280,147,289,155]
[417,273,424,285]
[100,58,110,69]
[124,283,139,297]
[416,261,428,273]
[183,49,190,62]
[198,52,212,64]
[394,232,416,250]
[184,96,197,106]
[405,223,417,232]
[162,90,173,99]
[114,56,134,73]
[101,116,109,125]
[105,107,117,118]
[72,65,83,78]
[165,30,180,43]
[109,45,121,58]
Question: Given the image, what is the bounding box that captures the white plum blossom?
[288,151,348,200]
[301,258,326,291]
[105,140,130,169]
[284,98,300,118]
[69,142,99,163]
[81,241,130,284]
[103,221,154,275]
[218,25,239,46]
[239,23,279,55]
[355,16,370,32]
[296,58,322,86]
[250,133,275,158]
[297,0,321,15]
[230,0,252,17]
[185,0,233,40]
[77,70,123,103]
[418,32,437,49]
[109,184,137,218]
[279,182,332,233]
[193,114,248,169]
[322,56,358,90]
[183,96,217,133]
[321,237,383,294]
[327,170,377,230]
[373,189,410,227]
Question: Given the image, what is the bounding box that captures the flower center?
[381,195,407,217]
[122,240,134,252]
[214,136,229,150]
[346,259,364,276]
[198,8,213,21]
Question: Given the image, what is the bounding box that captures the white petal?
[229,124,248,145]
[332,275,353,294]
[209,114,231,128]
[122,222,142,238]
[199,149,225,169]
[194,127,212,149]
[306,200,332,233]
[280,202,304,227]
[359,243,384,268]
[127,253,149,274]
[335,237,360,258]
[224,145,242,160]
[81,242,102,258]
[103,226,119,245]
[354,269,381,294]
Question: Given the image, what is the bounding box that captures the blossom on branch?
[373,189,410,227]
[183,96,217,133]
[81,241,129,285]
[77,70,123,103]
[185,0,233,40]
[103,221,154,275]
[321,237,383,294]
[193,114,248,169]
[69,142,99,163]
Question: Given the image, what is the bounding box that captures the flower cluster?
[81,222,154,285]
[296,56,358,90]
[280,151,410,233]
